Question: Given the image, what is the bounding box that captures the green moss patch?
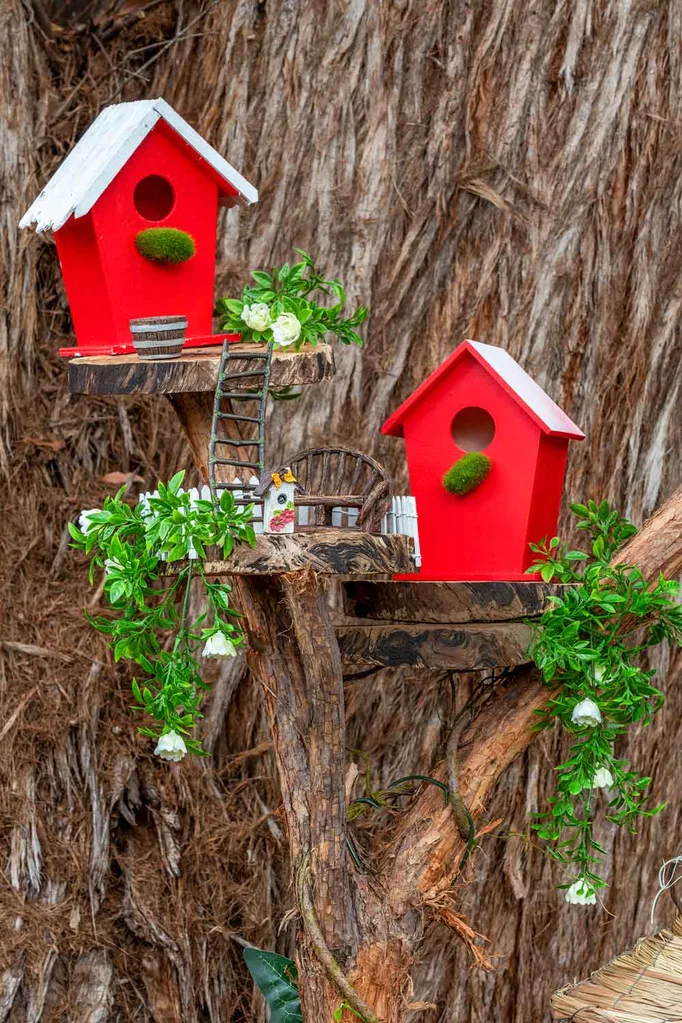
[443,452,492,495]
[135,228,196,264]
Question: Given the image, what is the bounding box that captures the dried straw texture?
[552,915,682,1021]
[2,0,682,1020]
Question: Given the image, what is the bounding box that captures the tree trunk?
[3,1,682,1019]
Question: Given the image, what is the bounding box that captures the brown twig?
[296,853,383,1023]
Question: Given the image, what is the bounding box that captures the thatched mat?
[552,916,682,1022]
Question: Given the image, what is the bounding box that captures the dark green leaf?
[242,949,302,1023]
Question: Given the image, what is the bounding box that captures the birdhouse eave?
[381,339,585,441]
[19,97,258,234]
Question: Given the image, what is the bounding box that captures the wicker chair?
[286,447,391,533]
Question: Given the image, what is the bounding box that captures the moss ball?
[135,228,196,264]
[443,452,492,495]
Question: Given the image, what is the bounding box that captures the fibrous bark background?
[1,0,681,1019]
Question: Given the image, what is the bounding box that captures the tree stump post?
[235,570,359,1019]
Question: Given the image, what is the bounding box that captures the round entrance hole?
[451,406,495,452]
[133,175,175,221]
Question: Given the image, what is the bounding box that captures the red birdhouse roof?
[381,339,585,440]
[20,98,258,234]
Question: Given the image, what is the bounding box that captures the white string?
[650,856,682,926]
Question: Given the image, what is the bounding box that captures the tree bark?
[235,571,358,1018]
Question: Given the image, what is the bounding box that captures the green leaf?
[68,521,84,541]
[251,271,272,287]
[242,949,302,1023]
[166,543,188,562]
[540,563,555,583]
[168,470,185,495]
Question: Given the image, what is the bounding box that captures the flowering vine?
[70,472,255,759]
[527,500,682,905]
[216,249,367,350]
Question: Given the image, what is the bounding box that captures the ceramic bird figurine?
[271,471,283,489]
[282,467,297,484]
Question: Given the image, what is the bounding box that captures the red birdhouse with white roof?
[20,98,257,357]
[382,339,585,581]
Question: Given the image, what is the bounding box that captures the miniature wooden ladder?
[208,341,274,504]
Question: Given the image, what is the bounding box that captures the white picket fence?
[138,486,420,567]
[382,495,421,568]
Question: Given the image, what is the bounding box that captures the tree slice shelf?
[334,579,565,671]
[342,580,568,623]
[66,342,335,483]
[336,620,533,671]
[67,342,335,395]
[168,529,415,577]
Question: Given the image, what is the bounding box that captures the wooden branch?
[342,580,567,623]
[235,571,360,1018]
[200,530,415,576]
[347,484,682,1017]
[68,343,334,395]
[383,666,548,910]
[336,621,532,671]
[612,490,682,579]
[385,483,682,903]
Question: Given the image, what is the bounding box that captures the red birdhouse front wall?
[54,122,229,352]
[391,348,575,581]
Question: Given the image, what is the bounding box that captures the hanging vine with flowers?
[71,472,255,761]
[215,249,367,350]
[527,500,682,906]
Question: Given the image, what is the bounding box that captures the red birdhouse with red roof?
[382,339,585,581]
[20,99,258,357]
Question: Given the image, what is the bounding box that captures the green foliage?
[242,948,302,1022]
[215,248,367,350]
[443,452,491,495]
[527,500,682,898]
[69,472,256,754]
[135,227,196,264]
[334,1004,365,1021]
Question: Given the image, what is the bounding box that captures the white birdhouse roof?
[20,98,258,234]
[382,339,585,440]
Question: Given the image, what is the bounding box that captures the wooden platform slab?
[342,580,567,623]
[68,342,335,395]
[194,530,415,577]
[333,579,566,671]
[337,621,533,671]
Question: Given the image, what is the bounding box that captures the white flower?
[78,508,101,534]
[591,766,614,789]
[565,879,597,905]
[571,698,602,728]
[270,312,302,347]
[202,632,237,658]
[154,730,187,762]
[241,303,272,332]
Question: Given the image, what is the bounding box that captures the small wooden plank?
[68,342,335,395]
[342,580,567,624]
[336,621,533,671]
[194,530,415,577]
